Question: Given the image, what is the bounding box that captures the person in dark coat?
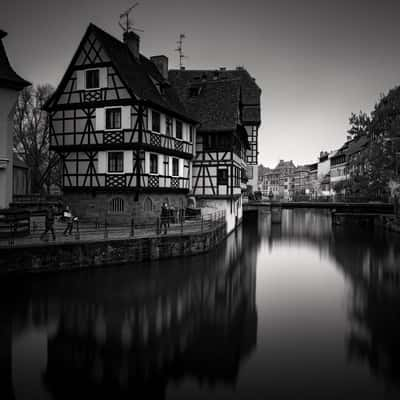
[40,205,57,241]
[63,205,73,236]
[160,203,169,234]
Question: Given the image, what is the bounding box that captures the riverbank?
[0,214,227,275]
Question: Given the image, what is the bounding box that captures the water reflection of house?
[0,219,258,399]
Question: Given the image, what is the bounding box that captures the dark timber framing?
[46,24,196,195]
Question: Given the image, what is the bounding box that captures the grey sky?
[2,0,400,168]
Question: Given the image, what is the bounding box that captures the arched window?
[109,197,124,214]
[143,196,153,212]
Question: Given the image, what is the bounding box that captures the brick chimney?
[123,31,140,60]
[150,55,168,80]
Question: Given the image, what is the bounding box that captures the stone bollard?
[271,204,282,224]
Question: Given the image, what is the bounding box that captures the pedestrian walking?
[40,205,57,241]
[160,203,169,234]
[63,205,73,236]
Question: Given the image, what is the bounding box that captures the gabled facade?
[169,69,261,233]
[0,30,30,209]
[45,25,197,222]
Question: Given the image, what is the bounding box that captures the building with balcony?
[169,68,261,233]
[45,24,197,222]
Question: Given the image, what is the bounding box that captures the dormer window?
[85,69,100,89]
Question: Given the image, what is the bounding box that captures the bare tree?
[13,84,60,194]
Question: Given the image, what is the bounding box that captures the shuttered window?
[85,69,99,89]
[106,108,121,130]
[108,152,124,173]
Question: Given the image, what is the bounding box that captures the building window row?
[151,110,188,141]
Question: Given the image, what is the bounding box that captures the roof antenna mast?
[119,2,144,33]
[175,33,186,69]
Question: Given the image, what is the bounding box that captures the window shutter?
[100,68,108,88]
[121,106,130,129]
[98,152,106,173]
[96,108,105,131]
[76,70,84,90]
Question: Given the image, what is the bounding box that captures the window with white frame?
[150,154,158,174]
[85,69,100,89]
[172,157,179,176]
[152,110,160,132]
[176,120,183,140]
[106,108,121,130]
[166,117,173,136]
[108,152,124,173]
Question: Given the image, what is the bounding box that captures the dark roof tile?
[0,30,30,90]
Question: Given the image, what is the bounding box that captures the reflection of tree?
[267,209,400,388]
[333,229,400,389]
[3,217,259,399]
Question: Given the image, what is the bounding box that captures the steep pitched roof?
[169,68,261,124]
[166,77,241,133]
[46,24,193,121]
[0,30,30,90]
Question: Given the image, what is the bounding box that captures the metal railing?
[0,210,226,248]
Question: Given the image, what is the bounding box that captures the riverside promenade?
[0,211,227,275]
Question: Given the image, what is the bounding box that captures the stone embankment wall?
[0,224,226,275]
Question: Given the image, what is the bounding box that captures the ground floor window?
[109,197,124,213]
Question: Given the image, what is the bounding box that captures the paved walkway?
[0,218,221,249]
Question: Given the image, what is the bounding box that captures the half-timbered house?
[169,68,261,233]
[45,24,196,222]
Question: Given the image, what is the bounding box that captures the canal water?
[1,209,400,399]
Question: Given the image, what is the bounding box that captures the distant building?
[306,162,318,198]
[0,29,30,209]
[292,165,310,197]
[330,135,370,195]
[260,160,295,200]
[317,151,333,196]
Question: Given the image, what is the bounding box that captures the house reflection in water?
[1,218,258,399]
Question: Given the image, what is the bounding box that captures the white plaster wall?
[0,88,19,208]
[198,196,243,235]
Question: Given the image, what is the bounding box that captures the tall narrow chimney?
[150,55,168,80]
[123,31,140,60]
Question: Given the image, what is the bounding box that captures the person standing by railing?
[160,203,169,234]
[40,205,57,241]
[63,205,74,236]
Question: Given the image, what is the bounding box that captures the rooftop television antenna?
[119,2,144,33]
[175,33,186,69]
